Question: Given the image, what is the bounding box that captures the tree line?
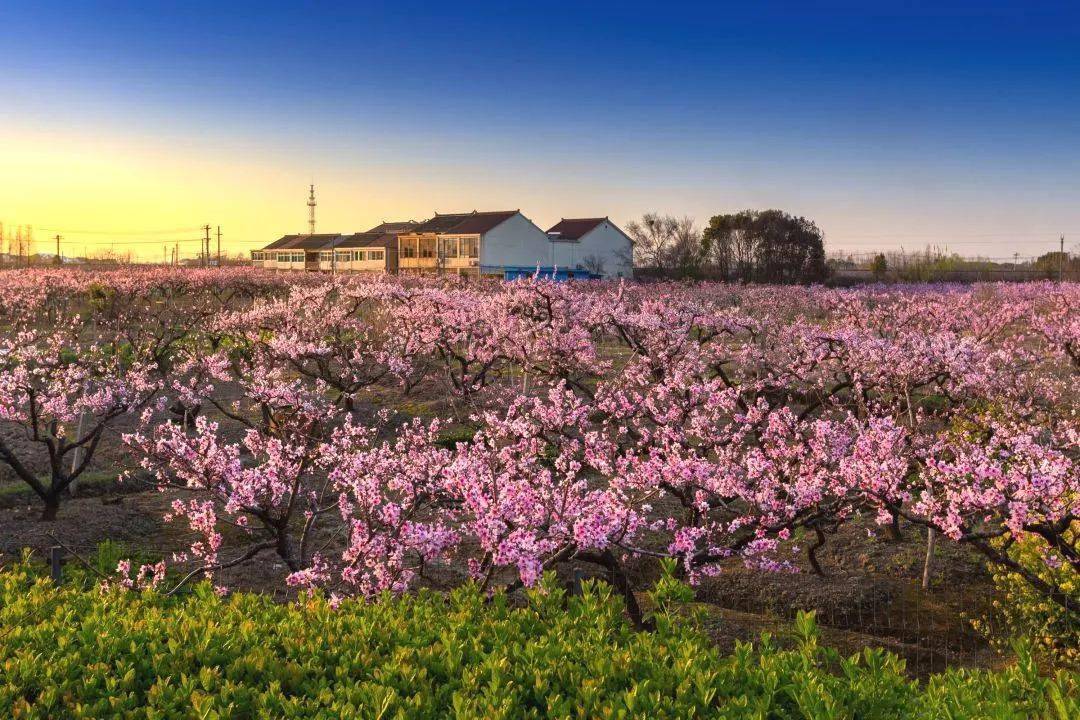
[628,209,827,284]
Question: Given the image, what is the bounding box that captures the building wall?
[261,251,309,271]
[324,248,389,273]
[575,221,634,278]
[480,213,551,269]
[384,236,399,274]
[549,241,583,274]
[547,222,633,279]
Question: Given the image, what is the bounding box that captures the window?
[369,250,384,262]
[420,238,436,258]
[439,237,459,259]
[335,251,351,262]
[253,251,263,261]
[320,251,332,262]
[400,239,417,258]
[460,237,479,258]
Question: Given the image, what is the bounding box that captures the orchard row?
[0,269,1076,621]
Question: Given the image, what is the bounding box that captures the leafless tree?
[581,254,606,276]
[626,213,701,274]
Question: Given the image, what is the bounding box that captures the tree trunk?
[885,510,903,542]
[921,528,936,590]
[578,550,654,631]
[808,526,827,576]
[276,528,300,572]
[40,495,60,522]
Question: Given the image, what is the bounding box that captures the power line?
[830,229,1080,238]
[48,237,209,246]
[35,226,202,236]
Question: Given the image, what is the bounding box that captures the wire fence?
[8,528,1070,680]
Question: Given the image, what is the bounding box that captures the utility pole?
[1061,235,1066,282]
[203,225,211,268]
[54,234,62,265]
[216,226,222,268]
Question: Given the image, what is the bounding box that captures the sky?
[1,1,1079,261]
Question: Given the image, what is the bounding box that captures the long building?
[253,211,633,279]
[397,210,557,278]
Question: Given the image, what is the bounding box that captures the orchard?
[1,268,1077,665]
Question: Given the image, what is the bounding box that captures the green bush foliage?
[1,562,1076,719]
[973,528,1080,670]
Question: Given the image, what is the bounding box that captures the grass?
[0,470,122,509]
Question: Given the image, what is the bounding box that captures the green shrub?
[0,562,1076,719]
[973,528,1080,670]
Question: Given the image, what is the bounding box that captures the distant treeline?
[828,248,1079,285]
[629,211,1077,285]
[629,210,827,284]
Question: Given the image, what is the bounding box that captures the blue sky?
[1,1,1078,259]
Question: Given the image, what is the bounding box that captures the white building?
[398,210,554,277]
[546,218,634,279]
[253,212,637,280]
[252,234,343,272]
[328,231,393,273]
[253,222,417,273]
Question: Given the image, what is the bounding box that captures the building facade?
[397,210,553,277]
[253,213,635,280]
[251,234,343,271]
[252,222,417,273]
[546,218,634,279]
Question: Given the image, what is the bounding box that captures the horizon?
[2,1,1079,262]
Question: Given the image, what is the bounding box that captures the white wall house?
[546,218,634,279]
[253,213,636,280]
[398,210,553,277]
[254,223,416,273]
[327,231,393,273]
[479,211,553,271]
[252,234,342,272]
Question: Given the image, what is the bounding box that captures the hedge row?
[0,562,1076,719]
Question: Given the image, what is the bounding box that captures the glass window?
[400,239,417,258]
[461,237,478,258]
[369,250,384,261]
[420,238,436,258]
[440,237,459,259]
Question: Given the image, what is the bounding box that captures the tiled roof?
[262,234,341,251]
[287,234,343,250]
[408,211,519,235]
[336,232,395,249]
[366,221,419,234]
[546,218,606,241]
[263,235,301,250]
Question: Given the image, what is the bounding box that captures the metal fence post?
[50,546,63,586]
[570,568,584,597]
